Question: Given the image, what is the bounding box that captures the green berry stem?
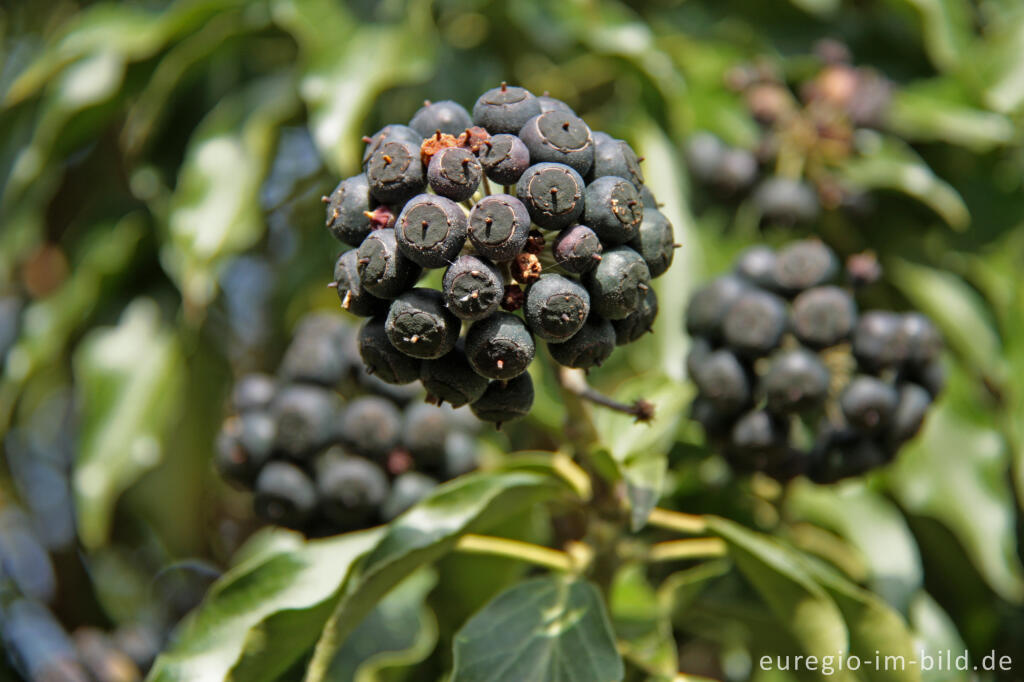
[481,173,493,197]
[647,538,728,562]
[646,507,708,534]
[454,533,576,572]
[556,366,656,423]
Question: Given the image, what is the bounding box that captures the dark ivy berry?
[215,412,275,486]
[536,95,575,115]
[472,83,541,135]
[722,289,787,357]
[628,208,675,278]
[689,396,732,438]
[358,316,422,385]
[840,375,898,433]
[279,314,350,387]
[852,310,903,373]
[791,285,857,349]
[325,173,374,247]
[728,409,789,470]
[366,140,426,204]
[443,255,504,321]
[271,385,341,459]
[470,372,535,425]
[382,472,438,520]
[516,162,586,229]
[547,314,615,369]
[909,359,945,398]
[692,349,751,415]
[684,132,724,185]
[333,250,388,317]
[611,286,658,346]
[468,194,531,261]
[583,175,643,245]
[356,228,423,298]
[684,274,748,340]
[763,349,830,415]
[899,313,942,366]
[395,194,468,269]
[465,312,535,380]
[752,177,820,225]
[420,344,490,408]
[589,136,644,190]
[401,403,449,468]
[254,462,317,529]
[362,124,423,167]
[734,245,778,290]
[231,373,277,413]
[640,185,658,210]
[316,452,389,528]
[385,288,461,359]
[518,111,594,176]
[408,100,473,137]
[885,383,932,448]
[477,134,530,186]
[713,147,758,193]
[445,430,479,477]
[340,396,402,461]
[582,246,651,320]
[427,146,482,201]
[524,274,590,342]
[552,225,603,274]
[685,336,712,381]
[773,239,838,295]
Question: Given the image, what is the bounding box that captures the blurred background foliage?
[1,0,1023,680]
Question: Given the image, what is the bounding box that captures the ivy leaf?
[610,564,677,677]
[887,79,1015,152]
[451,576,624,682]
[146,528,382,682]
[73,299,184,550]
[303,471,565,682]
[895,0,974,73]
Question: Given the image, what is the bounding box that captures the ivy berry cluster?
[324,84,676,426]
[215,315,479,535]
[685,240,943,483]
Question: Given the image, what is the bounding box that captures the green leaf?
[838,133,969,230]
[610,564,677,677]
[73,299,184,550]
[705,517,850,662]
[303,471,565,682]
[907,591,970,682]
[789,0,841,16]
[272,0,436,174]
[887,80,1016,152]
[146,528,382,682]
[895,0,974,73]
[326,568,438,682]
[786,480,923,612]
[970,10,1024,114]
[161,75,299,308]
[451,576,624,682]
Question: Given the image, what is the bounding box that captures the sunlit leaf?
[610,563,677,676]
[896,0,974,73]
[887,80,1015,152]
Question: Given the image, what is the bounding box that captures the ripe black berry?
[279,314,350,387]
[473,84,541,134]
[840,375,898,433]
[409,100,473,137]
[215,412,275,486]
[468,194,531,261]
[362,124,423,167]
[762,349,830,414]
[536,95,575,115]
[684,274,748,340]
[231,373,277,413]
[524,274,590,342]
[689,396,732,438]
[465,312,535,380]
[685,336,712,381]
[790,285,857,349]
[899,313,942,366]
[401,402,449,468]
[516,162,586,229]
[382,472,438,520]
[752,177,820,225]
[582,176,643,245]
[722,289,787,357]
[640,185,658,210]
[691,349,751,415]
[356,228,423,298]
[727,409,789,470]
[325,173,374,247]
[590,136,644,190]
[886,382,932,449]
[547,314,615,369]
[385,288,461,359]
[427,146,482,201]
[552,225,603,274]
[684,132,725,185]
[477,134,530,185]
[518,111,594,176]
[582,246,651,320]
[254,462,317,529]
[734,245,777,290]
[316,452,389,528]
[366,140,426,204]
[395,194,468,269]
[271,385,341,458]
[340,396,402,461]
[358,316,422,385]
[852,310,903,372]
[333,250,388,317]
[470,372,535,424]
[443,255,504,321]
[773,239,838,295]
[419,344,490,407]
[628,208,675,278]
[612,286,658,345]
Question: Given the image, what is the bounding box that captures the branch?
[556,367,655,423]
[455,534,575,572]
[647,538,728,562]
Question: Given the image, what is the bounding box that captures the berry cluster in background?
[216,314,480,535]
[685,239,943,483]
[325,84,676,426]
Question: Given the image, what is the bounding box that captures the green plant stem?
[647,538,728,562]
[647,507,708,534]
[455,534,575,572]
